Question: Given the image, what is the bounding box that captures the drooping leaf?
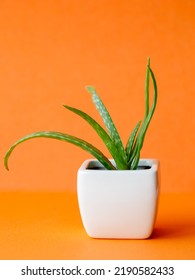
[4,131,116,171]
[86,86,127,166]
[64,105,126,169]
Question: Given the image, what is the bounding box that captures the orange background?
[0,0,195,193]
[0,0,195,261]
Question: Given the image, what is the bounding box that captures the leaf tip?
[63,104,69,109]
[4,157,10,171]
[147,57,150,67]
[85,85,96,94]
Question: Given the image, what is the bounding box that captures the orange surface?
[0,191,195,260]
[0,0,195,193]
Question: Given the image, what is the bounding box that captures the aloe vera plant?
[4,58,157,171]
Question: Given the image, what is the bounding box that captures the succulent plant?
[4,58,157,171]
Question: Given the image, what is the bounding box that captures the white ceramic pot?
[77,159,159,239]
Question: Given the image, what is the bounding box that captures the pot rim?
[78,158,159,173]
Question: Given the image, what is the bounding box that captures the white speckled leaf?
[86,86,127,165]
[4,131,116,171]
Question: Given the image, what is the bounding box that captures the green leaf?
[145,57,150,118]
[85,86,127,166]
[64,105,126,169]
[131,149,140,170]
[4,131,116,171]
[130,63,158,169]
[138,66,157,150]
[125,120,142,163]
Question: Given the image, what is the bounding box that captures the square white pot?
[77,159,159,239]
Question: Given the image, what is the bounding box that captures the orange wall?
[0,0,194,192]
